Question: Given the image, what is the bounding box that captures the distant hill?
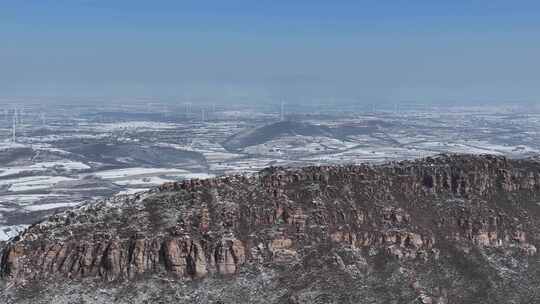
[222,120,335,151]
[222,119,392,152]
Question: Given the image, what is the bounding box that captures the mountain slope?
[2,154,540,303]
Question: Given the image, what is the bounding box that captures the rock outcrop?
[2,154,540,304]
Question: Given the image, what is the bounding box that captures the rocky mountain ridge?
[2,154,540,303]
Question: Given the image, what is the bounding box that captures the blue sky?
[1,1,540,103]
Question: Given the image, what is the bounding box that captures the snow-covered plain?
[0,105,539,242]
[0,176,77,192]
[24,202,81,212]
[91,167,215,189]
[0,161,90,178]
[92,167,191,179]
[0,194,70,206]
[89,121,182,131]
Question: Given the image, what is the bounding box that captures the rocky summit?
[2,154,540,303]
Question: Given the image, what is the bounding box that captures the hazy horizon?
[2,1,540,104]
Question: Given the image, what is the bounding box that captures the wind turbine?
[19,108,23,125]
[184,102,192,116]
[12,110,16,142]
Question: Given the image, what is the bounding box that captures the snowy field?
[91,167,215,193]
[0,161,90,178]
[0,176,77,192]
[0,104,538,241]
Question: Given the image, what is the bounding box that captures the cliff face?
[2,154,540,304]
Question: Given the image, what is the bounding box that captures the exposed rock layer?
[2,154,540,303]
